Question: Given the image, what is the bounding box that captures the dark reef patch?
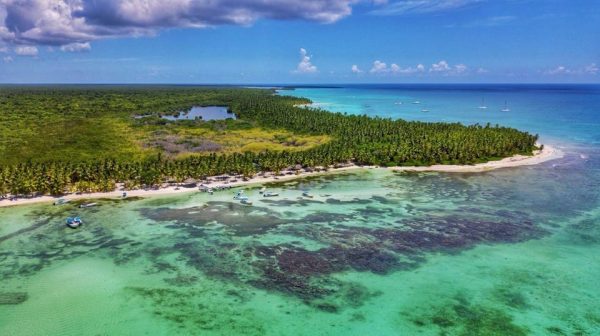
[405,296,528,336]
[141,202,287,236]
[0,291,28,305]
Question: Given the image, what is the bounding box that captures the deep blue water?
[281,84,600,149]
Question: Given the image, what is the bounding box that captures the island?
[0,86,549,206]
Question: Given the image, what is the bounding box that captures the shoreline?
[0,144,563,208]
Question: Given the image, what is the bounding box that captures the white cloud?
[370,0,482,16]
[454,63,467,73]
[0,0,359,47]
[545,65,572,75]
[392,63,426,74]
[369,60,431,75]
[463,15,516,28]
[14,45,38,56]
[545,64,599,76]
[351,64,363,73]
[294,48,317,73]
[370,60,388,73]
[476,67,489,74]
[3,55,13,62]
[430,60,450,72]
[585,63,598,75]
[60,42,91,52]
[0,46,7,53]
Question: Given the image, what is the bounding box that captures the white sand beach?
[0,144,563,208]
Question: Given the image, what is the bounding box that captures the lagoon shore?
[0,144,562,208]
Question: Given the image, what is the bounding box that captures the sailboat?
[478,98,488,109]
[501,101,510,112]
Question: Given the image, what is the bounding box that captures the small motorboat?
[263,192,279,197]
[421,109,429,112]
[240,199,253,205]
[259,187,267,194]
[54,198,69,205]
[79,202,97,208]
[412,101,421,104]
[66,217,82,229]
[302,191,314,198]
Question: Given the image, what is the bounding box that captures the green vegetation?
[0,86,537,196]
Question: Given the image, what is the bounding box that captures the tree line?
[0,86,537,197]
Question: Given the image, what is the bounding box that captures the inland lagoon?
[1,85,600,335]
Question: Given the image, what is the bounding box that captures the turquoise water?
[1,85,600,335]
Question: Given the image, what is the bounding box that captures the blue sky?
[0,0,598,83]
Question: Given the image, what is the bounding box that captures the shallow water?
[1,85,600,335]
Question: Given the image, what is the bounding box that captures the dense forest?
[0,86,538,196]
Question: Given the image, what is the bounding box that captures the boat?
[240,199,253,205]
[501,101,510,112]
[233,192,249,201]
[259,187,267,194]
[421,109,429,112]
[412,101,421,104]
[302,191,314,198]
[263,192,279,197]
[66,216,82,229]
[394,101,403,105]
[53,198,69,205]
[478,98,488,109]
[79,202,97,208]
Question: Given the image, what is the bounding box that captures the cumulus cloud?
[393,63,425,74]
[454,63,467,73]
[428,60,469,75]
[14,45,38,56]
[294,48,317,73]
[585,63,598,75]
[60,42,91,52]
[430,60,450,72]
[0,0,359,48]
[371,0,482,16]
[545,64,599,76]
[370,60,428,74]
[370,60,388,73]
[351,64,362,73]
[3,55,12,62]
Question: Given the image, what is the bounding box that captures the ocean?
[1,84,599,335]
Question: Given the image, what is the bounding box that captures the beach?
[0,144,562,208]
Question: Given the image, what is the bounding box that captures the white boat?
[501,101,510,112]
[421,109,429,112]
[394,101,403,105]
[302,191,314,198]
[54,198,69,205]
[412,101,421,104]
[263,192,279,197]
[240,199,253,205]
[79,202,97,208]
[259,187,267,194]
[478,98,488,109]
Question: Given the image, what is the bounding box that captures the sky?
[0,0,598,84]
